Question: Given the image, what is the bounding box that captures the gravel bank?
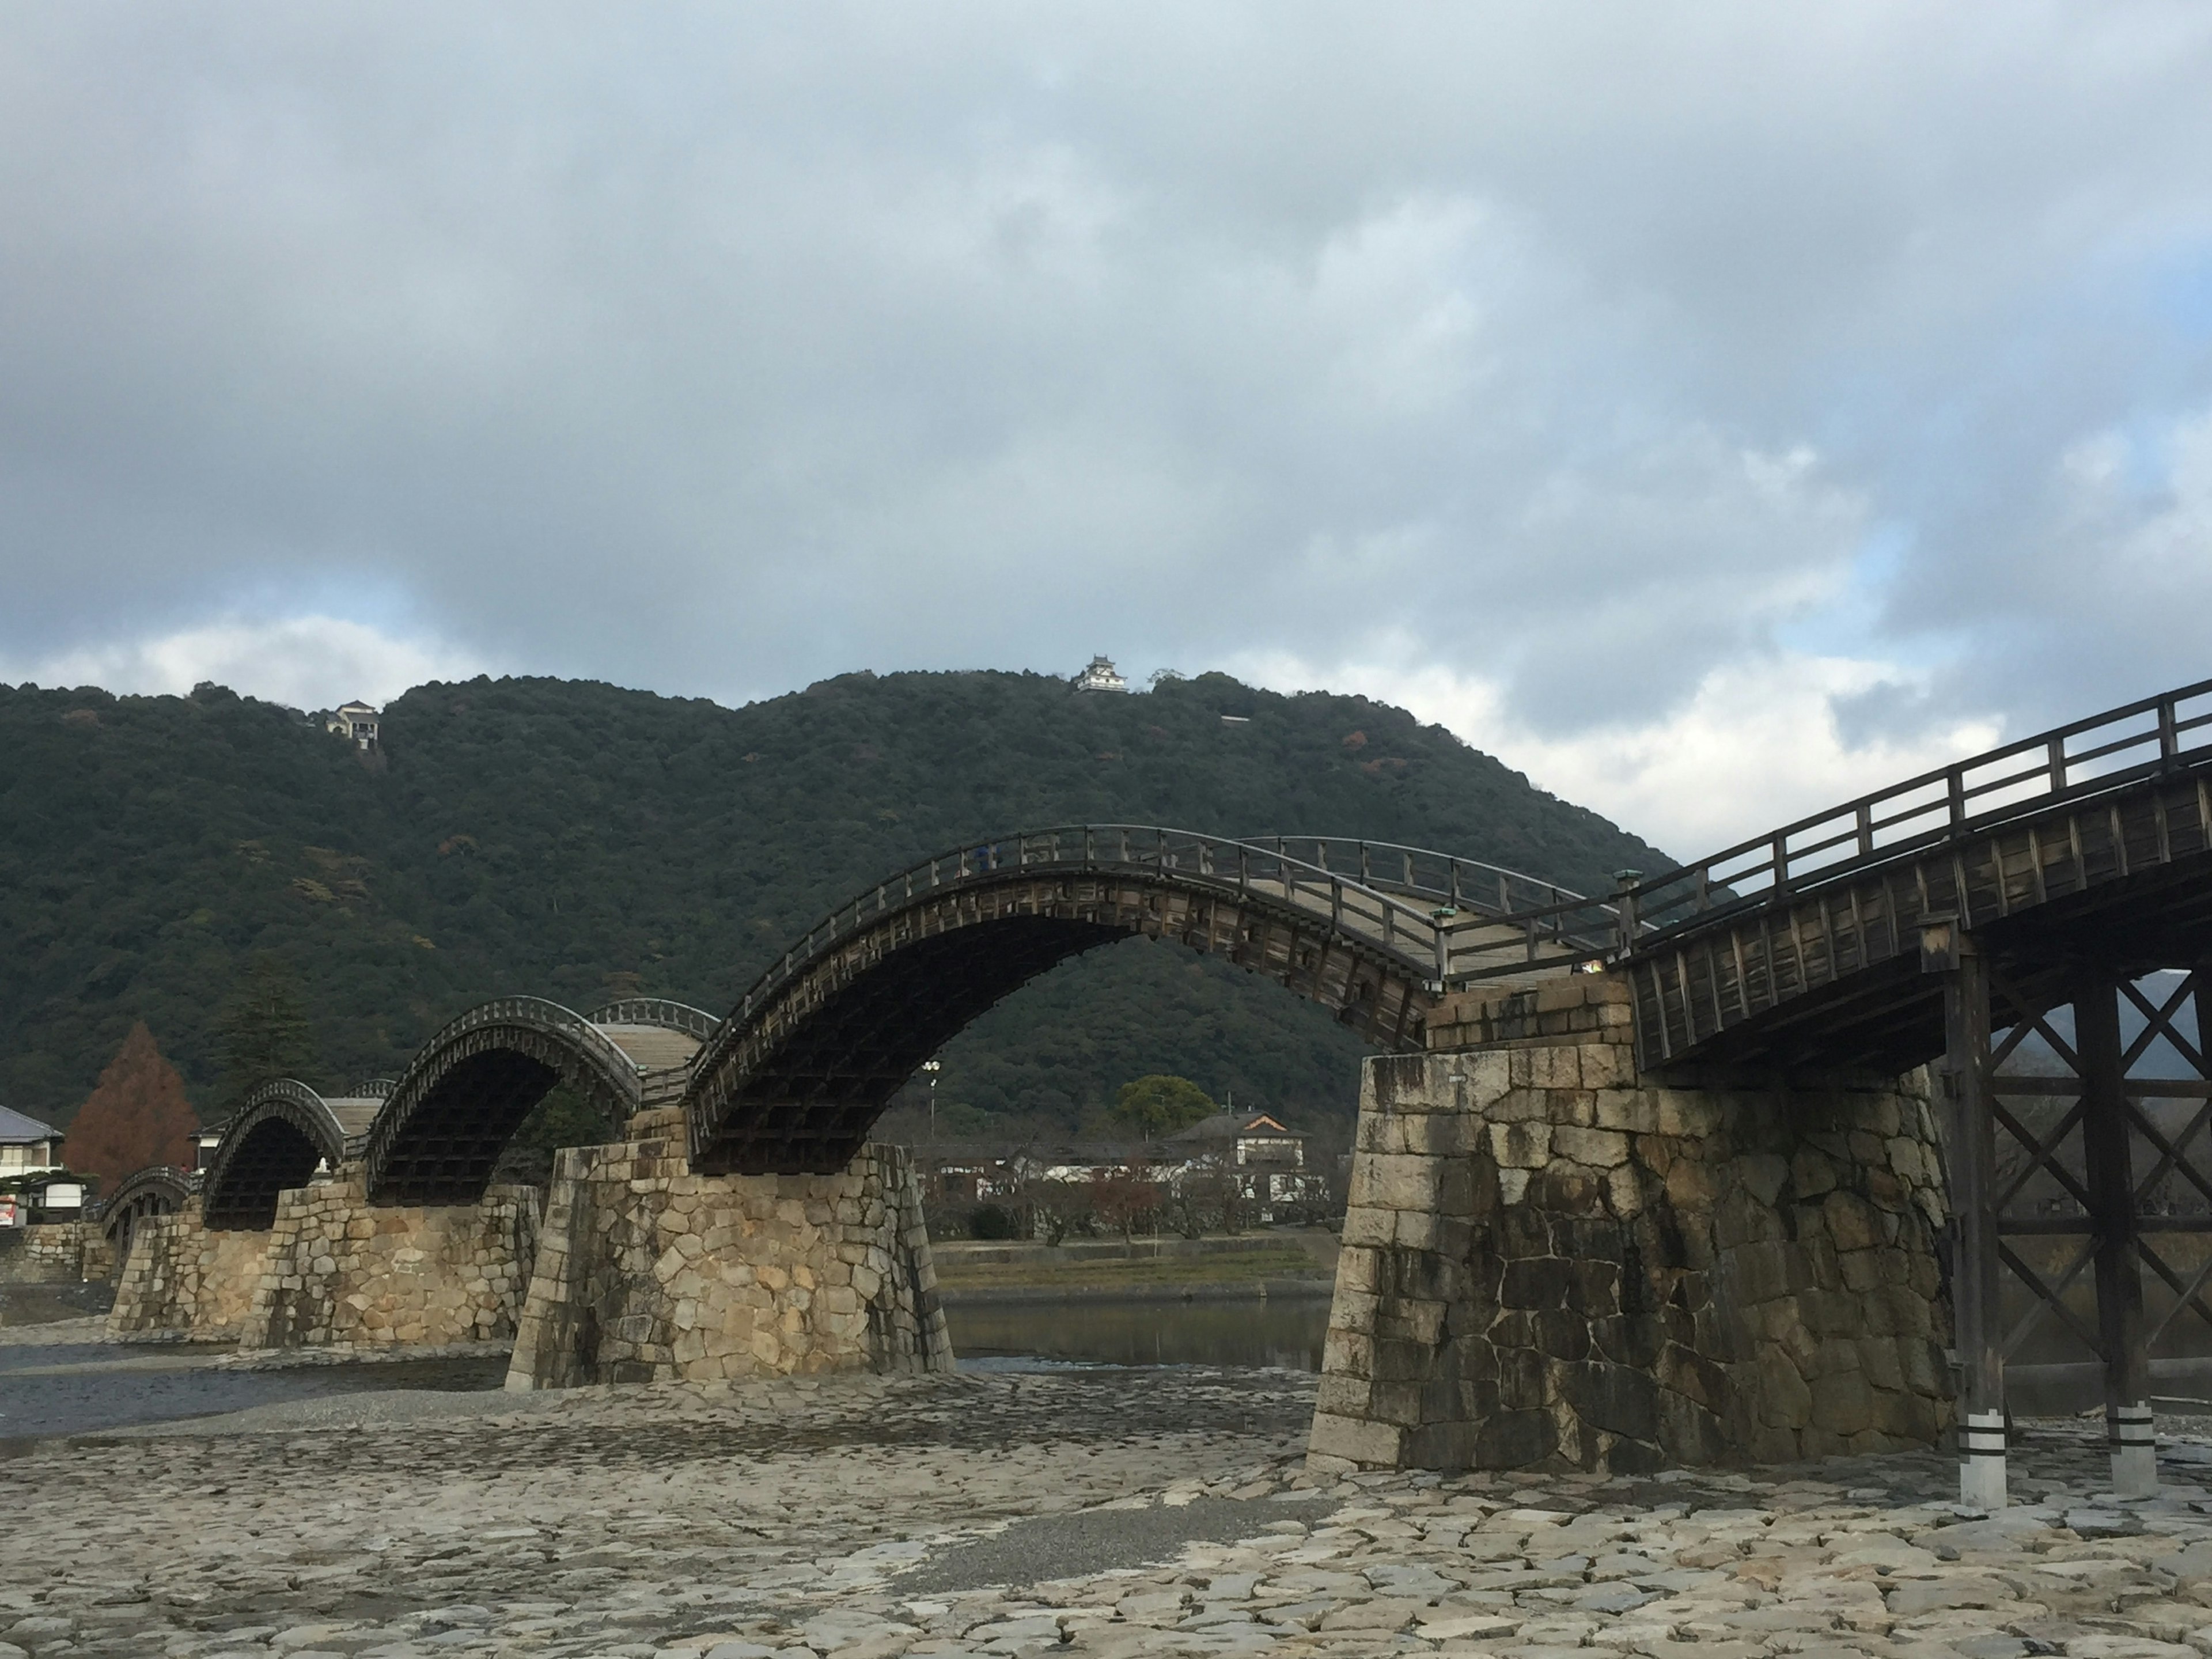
[12,1367,2212,1659]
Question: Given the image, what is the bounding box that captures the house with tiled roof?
[0,1104,63,1179]
[1166,1110,1328,1219]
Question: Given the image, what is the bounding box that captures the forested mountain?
[0,670,1669,1135]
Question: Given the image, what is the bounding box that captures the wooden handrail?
[1613,675,2212,950]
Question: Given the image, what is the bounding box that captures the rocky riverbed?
[10,1365,2212,1659]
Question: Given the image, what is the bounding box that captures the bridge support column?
[2080,972,2155,1498]
[1931,922,2008,1509]
[237,1169,539,1351]
[506,1113,950,1388]
[108,1199,272,1341]
[1308,975,1953,1475]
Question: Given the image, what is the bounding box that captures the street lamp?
[921,1059,941,1142]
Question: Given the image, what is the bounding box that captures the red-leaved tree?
[65,1022,199,1186]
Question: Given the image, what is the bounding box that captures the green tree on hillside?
[491,1082,618,1186]
[215,956,319,1111]
[1110,1074,1215,1139]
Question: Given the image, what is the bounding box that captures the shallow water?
[945,1296,1328,1371]
[0,1354,509,1446]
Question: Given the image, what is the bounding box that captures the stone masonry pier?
[105,1119,952,1382]
[1308,974,1955,1476]
[109,1178,535,1350]
[507,1112,952,1387]
[108,1198,274,1340]
[238,1172,538,1350]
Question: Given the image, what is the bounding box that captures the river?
[945,1296,1328,1370]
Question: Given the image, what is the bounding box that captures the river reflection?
[945,1296,1328,1370]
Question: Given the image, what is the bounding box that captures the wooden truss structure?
[1567,676,2212,1505]
[1941,947,2212,1501]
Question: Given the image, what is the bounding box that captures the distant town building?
[1168,1111,1327,1216]
[0,1105,63,1177]
[325,700,381,748]
[0,1104,70,1228]
[1071,656,1130,694]
[192,1119,229,1172]
[909,1109,1333,1229]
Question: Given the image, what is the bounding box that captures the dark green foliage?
[0,669,1669,1134]
[214,955,320,1113]
[491,1082,618,1187]
[969,1204,1018,1241]
[1111,1074,1217,1139]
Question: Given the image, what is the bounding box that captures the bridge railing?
[84,1166,197,1222]
[721,825,1474,1033]
[1251,835,1631,979]
[1612,675,2212,948]
[407,996,647,1081]
[1248,836,1588,918]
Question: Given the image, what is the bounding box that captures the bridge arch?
[679,825,1582,1175]
[96,1165,196,1259]
[201,1080,357,1230]
[360,998,653,1206]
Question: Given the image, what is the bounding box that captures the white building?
[192,1119,229,1172]
[325,701,381,748]
[1166,1111,1330,1218]
[1071,656,1130,694]
[0,1105,69,1226]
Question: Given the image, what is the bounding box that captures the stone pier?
[108,1178,536,1349]
[109,1199,274,1340]
[237,1172,539,1350]
[1308,974,1955,1475]
[507,1112,952,1388]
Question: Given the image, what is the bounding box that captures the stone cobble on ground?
[15,1368,2212,1659]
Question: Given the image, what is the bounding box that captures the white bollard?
[1960,1409,2007,1509]
[2110,1402,2157,1499]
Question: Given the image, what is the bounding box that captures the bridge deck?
[1609,679,2212,1074]
[596,1025,703,1073]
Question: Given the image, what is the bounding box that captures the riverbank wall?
[0,1223,108,1285]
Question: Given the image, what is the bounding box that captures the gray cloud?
[3,2,2212,770]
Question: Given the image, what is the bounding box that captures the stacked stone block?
[507,1113,953,1388]
[1309,973,1953,1476]
[0,1222,97,1284]
[108,1200,272,1339]
[238,1171,539,1350]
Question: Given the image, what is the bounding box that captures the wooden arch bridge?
[88,1164,196,1259]
[195,831,1608,1221]
[176,673,2212,1499]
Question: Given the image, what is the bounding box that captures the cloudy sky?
[5,4,2211,854]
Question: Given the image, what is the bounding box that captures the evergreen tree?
[214,956,319,1111]
[63,1022,199,1184]
[1109,1074,1217,1139]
